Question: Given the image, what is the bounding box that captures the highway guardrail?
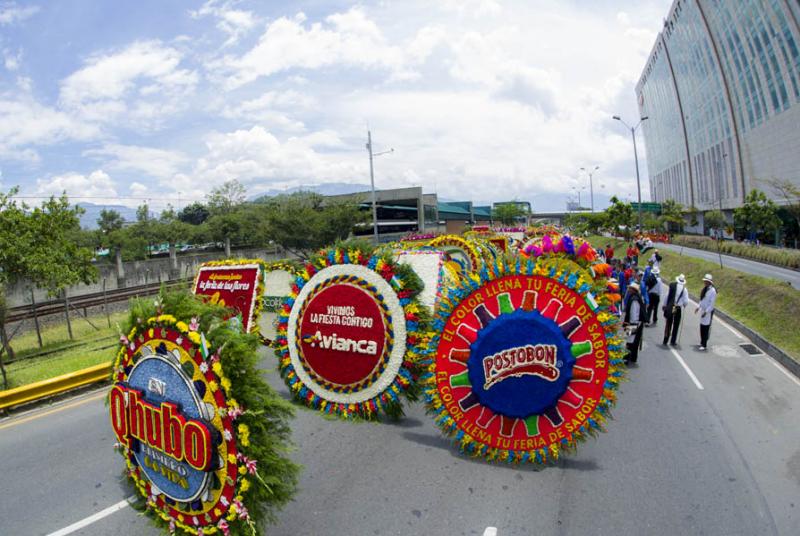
[0,362,111,411]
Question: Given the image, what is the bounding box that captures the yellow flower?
[237,424,249,435]
[227,398,238,408]
[214,508,222,517]
[240,479,250,492]
[212,362,223,375]
[241,434,250,447]
[176,321,188,332]
[188,332,201,344]
[238,465,247,475]
[221,377,232,392]
[228,454,237,464]
[209,380,218,392]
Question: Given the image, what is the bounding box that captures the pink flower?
[168,520,176,534]
[232,499,249,520]
[189,317,200,331]
[227,406,243,420]
[119,335,129,345]
[236,453,258,475]
[217,519,230,536]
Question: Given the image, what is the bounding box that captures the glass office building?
[636,0,800,212]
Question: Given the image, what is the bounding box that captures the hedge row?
[671,235,800,269]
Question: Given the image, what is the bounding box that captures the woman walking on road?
[696,274,717,351]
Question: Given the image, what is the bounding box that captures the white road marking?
[46,496,136,536]
[767,358,800,387]
[670,349,704,390]
[483,528,498,536]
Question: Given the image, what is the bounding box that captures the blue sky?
[1,0,671,214]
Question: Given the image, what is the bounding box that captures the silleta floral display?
[109,293,298,536]
[258,261,300,346]
[421,256,624,464]
[193,260,264,335]
[275,246,430,419]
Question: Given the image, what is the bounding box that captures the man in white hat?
[623,282,646,365]
[645,266,662,325]
[695,274,717,351]
[662,273,688,346]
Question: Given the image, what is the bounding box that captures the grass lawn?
[588,236,800,362]
[1,311,128,390]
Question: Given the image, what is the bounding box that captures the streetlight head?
[641,116,649,121]
[580,167,586,171]
[594,165,599,170]
[612,115,621,120]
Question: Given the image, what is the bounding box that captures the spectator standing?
[623,282,646,365]
[645,267,662,325]
[605,244,615,261]
[695,274,717,351]
[662,274,689,346]
[649,248,662,269]
[626,242,640,265]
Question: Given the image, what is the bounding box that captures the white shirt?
[674,283,688,308]
[698,285,717,326]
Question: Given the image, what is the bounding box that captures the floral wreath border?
[419,255,626,465]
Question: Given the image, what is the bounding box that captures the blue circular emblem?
[127,346,212,503]
[467,309,575,418]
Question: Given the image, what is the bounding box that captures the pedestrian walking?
[695,273,717,351]
[649,248,662,269]
[646,266,662,325]
[623,282,646,365]
[662,273,688,346]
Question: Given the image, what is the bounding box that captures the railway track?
[6,278,193,324]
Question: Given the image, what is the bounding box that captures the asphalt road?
[658,243,800,289]
[1,297,799,536]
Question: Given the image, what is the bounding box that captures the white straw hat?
[703,273,713,282]
[676,274,686,284]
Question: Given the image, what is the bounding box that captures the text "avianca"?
[306,330,378,355]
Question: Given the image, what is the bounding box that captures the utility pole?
[365,130,393,245]
[580,166,600,212]
[613,115,648,230]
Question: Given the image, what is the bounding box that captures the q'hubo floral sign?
[276,246,430,419]
[109,301,298,536]
[193,261,262,334]
[422,258,625,464]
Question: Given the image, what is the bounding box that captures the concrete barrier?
[0,362,111,411]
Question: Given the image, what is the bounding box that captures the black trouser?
[700,312,714,347]
[626,325,643,363]
[662,307,682,345]
[647,293,660,323]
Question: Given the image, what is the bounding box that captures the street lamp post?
[580,166,600,212]
[366,130,393,244]
[613,115,648,230]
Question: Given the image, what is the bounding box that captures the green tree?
[643,214,662,232]
[155,206,192,276]
[564,212,606,235]
[96,208,128,280]
[492,203,526,225]
[734,189,781,242]
[0,188,98,388]
[264,191,367,259]
[704,209,727,237]
[177,201,210,225]
[766,178,800,245]
[604,196,635,239]
[659,199,685,234]
[207,179,246,215]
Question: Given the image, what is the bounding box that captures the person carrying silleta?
[645,266,662,325]
[695,273,717,351]
[662,274,688,346]
[623,282,646,365]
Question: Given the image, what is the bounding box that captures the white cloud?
[209,8,436,89]
[0,93,98,161]
[59,40,198,129]
[190,0,258,47]
[129,181,149,196]
[0,2,39,25]
[217,90,315,132]
[83,143,189,179]
[35,169,119,203]
[3,47,21,71]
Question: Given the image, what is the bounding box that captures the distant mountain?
[249,182,372,202]
[77,202,138,229]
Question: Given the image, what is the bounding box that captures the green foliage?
[659,199,685,233]
[207,179,247,216]
[564,212,606,235]
[734,189,781,240]
[264,191,368,258]
[643,214,663,232]
[492,202,526,225]
[123,290,300,534]
[178,201,210,225]
[704,209,727,234]
[604,196,635,238]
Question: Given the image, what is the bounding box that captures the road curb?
[688,292,800,380]
[0,362,111,411]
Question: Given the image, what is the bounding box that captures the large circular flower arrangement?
[275,246,430,419]
[421,257,625,464]
[258,260,301,347]
[109,292,298,536]
[426,234,486,276]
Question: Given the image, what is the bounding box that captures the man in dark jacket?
[645,266,662,325]
[624,282,646,365]
[662,274,689,346]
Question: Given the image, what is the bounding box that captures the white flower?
[199,362,209,373]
